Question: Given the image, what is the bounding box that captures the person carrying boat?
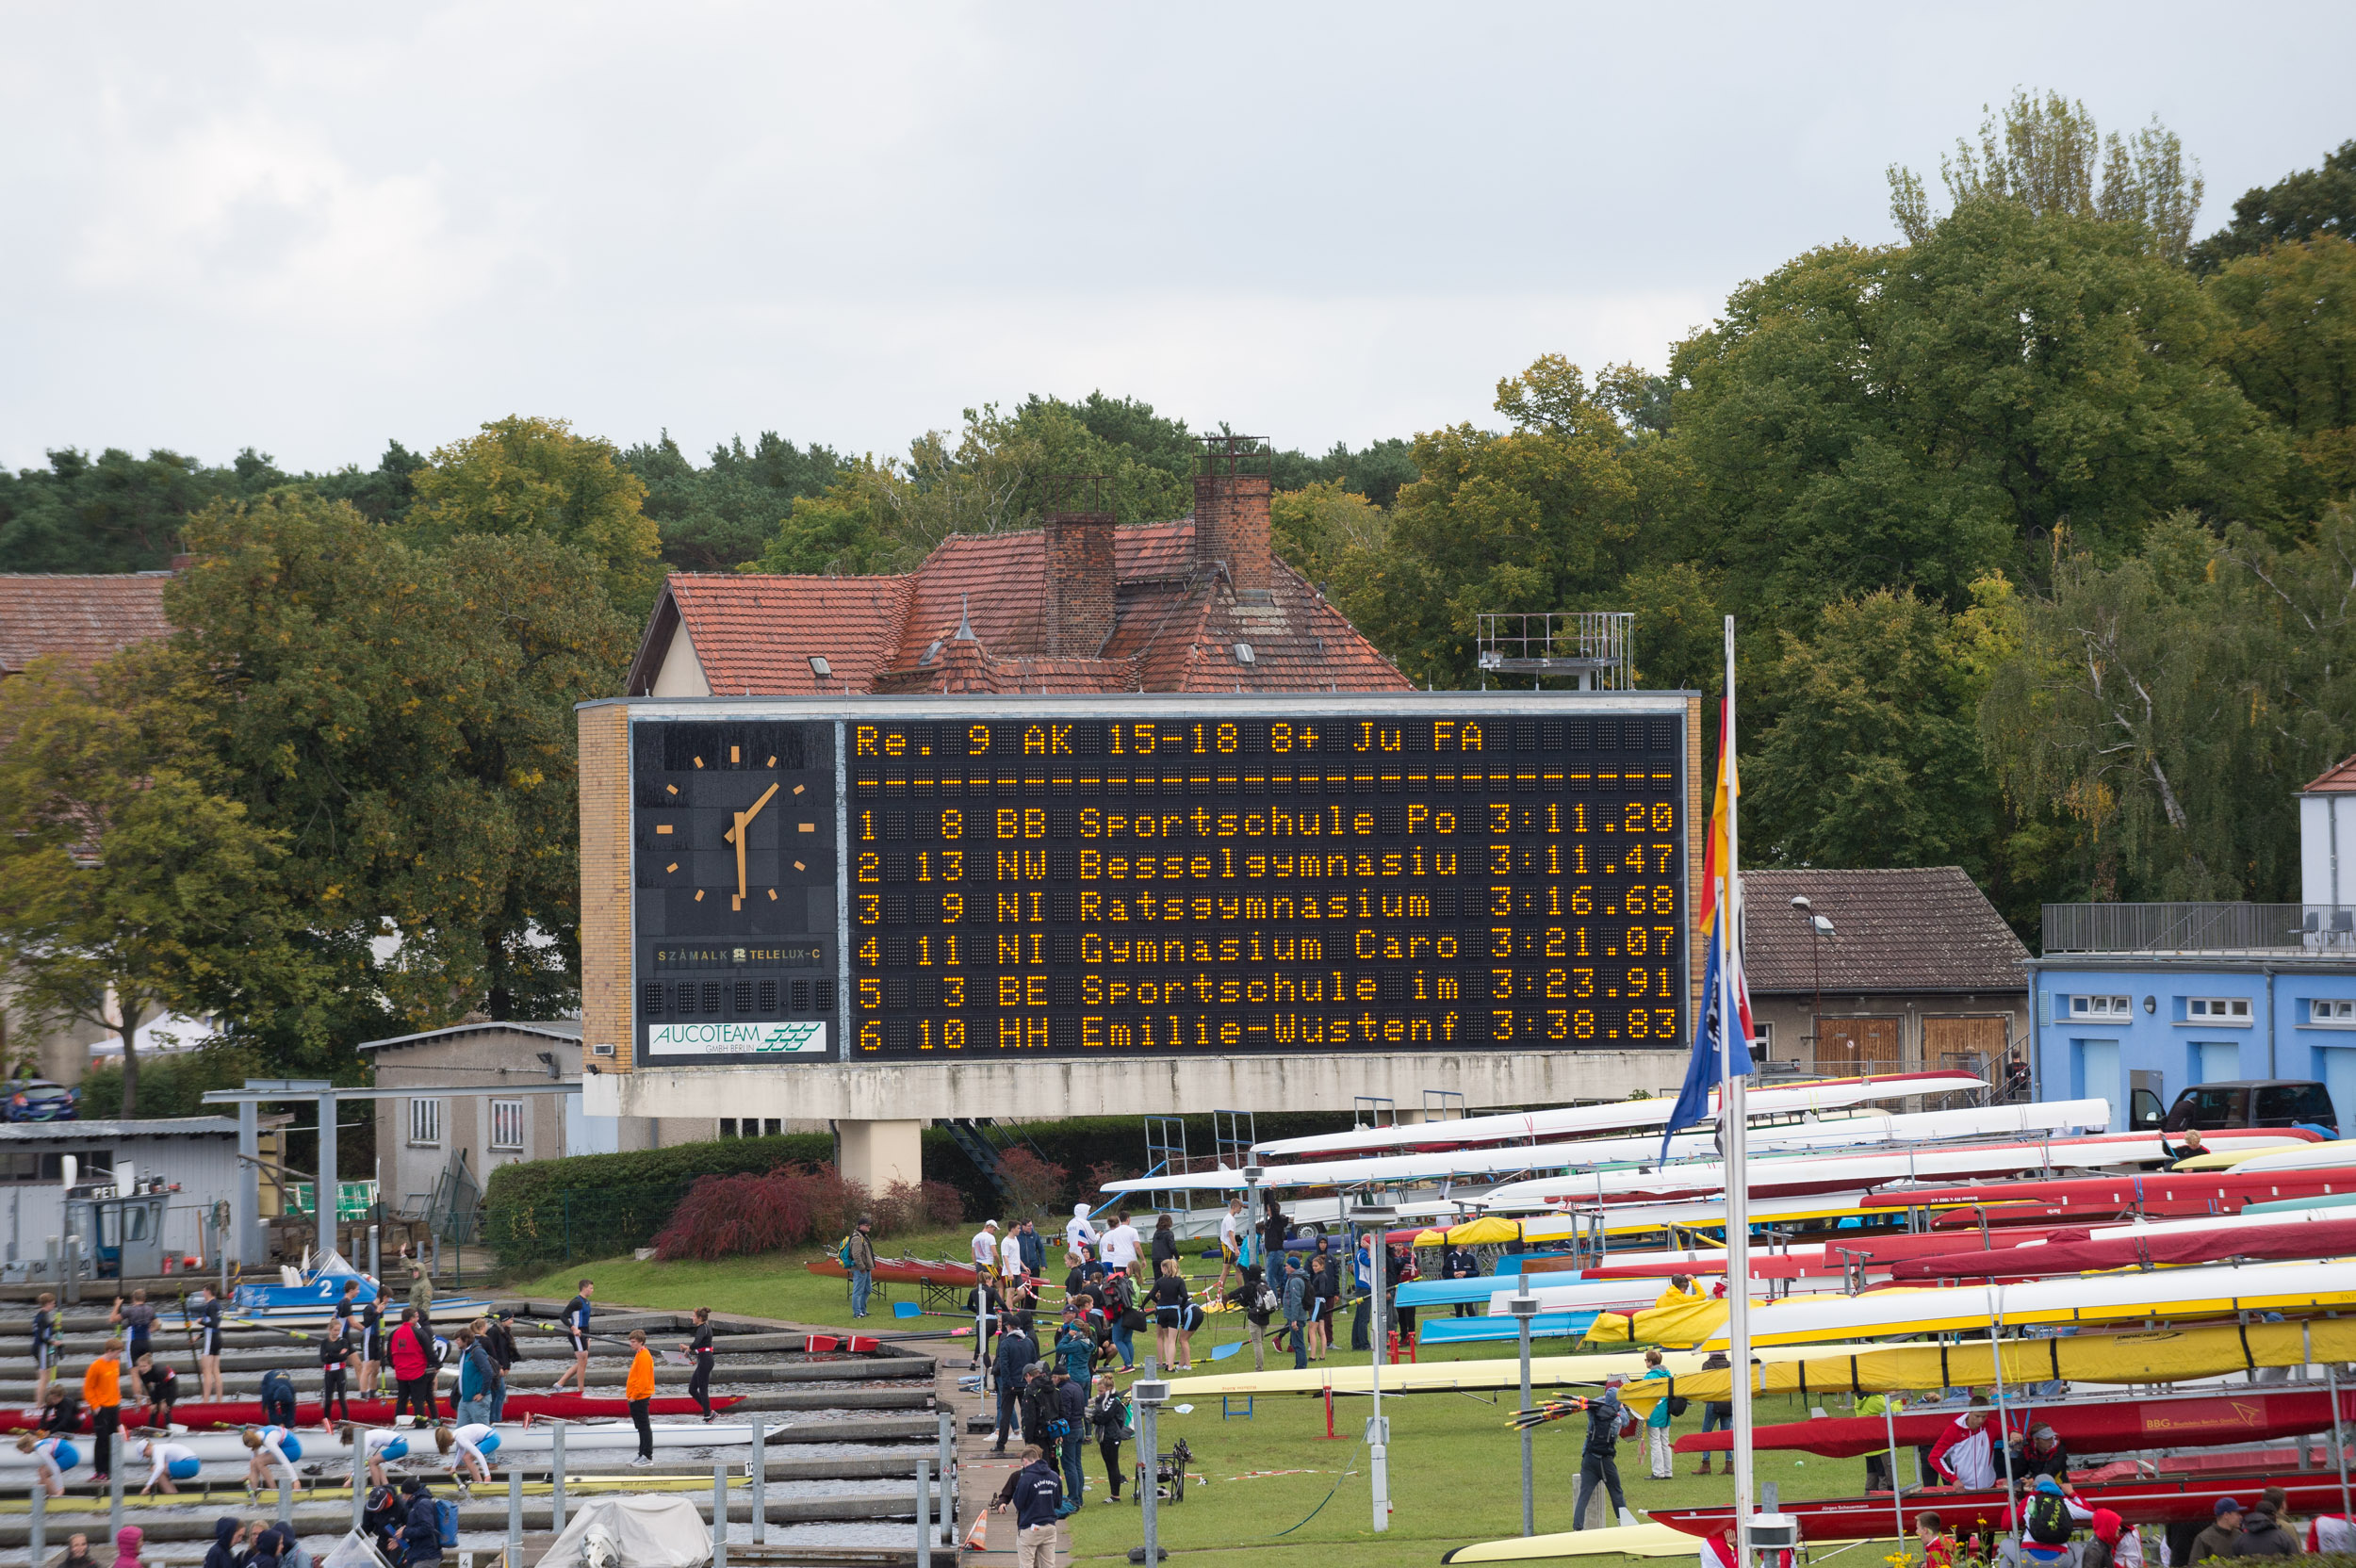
[15,1431,75,1497]
[190,1285,226,1400]
[550,1280,594,1396]
[139,1436,200,1494]
[1571,1374,1639,1530]
[340,1423,412,1489]
[240,1424,303,1496]
[136,1354,180,1430]
[681,1306,717,1421]
[434,1420,500,1491]
[387,1308,438,1426]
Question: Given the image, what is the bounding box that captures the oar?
[517,1320,689,1366]
[1508,1398,1591,1431]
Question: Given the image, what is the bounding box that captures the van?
[2148,1079,2338,1136]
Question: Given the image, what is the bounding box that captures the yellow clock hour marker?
[655,824,672,835]
[767,755,777,767]
[768,889,778,901]
[665,784,679,795]
[798,822,815,833]
[730,745,740,763]
[665,861,679,873]
[694,757,704,768]
[793,784,804,795]
[694,889,705,901]
[793,860,805,872]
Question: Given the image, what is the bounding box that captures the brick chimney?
[1042,475,1116,657]
[1193,435,1273,595]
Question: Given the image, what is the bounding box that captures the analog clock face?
[632,720,838,1062]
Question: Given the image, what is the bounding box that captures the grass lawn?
[518,1240,1907,1568]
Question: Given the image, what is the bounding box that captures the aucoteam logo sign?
[646,1021,828,1056]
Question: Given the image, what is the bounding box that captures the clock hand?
[733,810,748,907]
[722,784,781,843]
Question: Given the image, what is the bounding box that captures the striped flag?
[1662,699,1756,1156]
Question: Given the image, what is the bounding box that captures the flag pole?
[1722,612,1756,1562]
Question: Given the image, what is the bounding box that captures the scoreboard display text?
[630,705,1690,1063]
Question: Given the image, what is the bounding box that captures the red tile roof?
[1740,868,2029,995]
[2305,756,2356,793]
[628,521,1411,698]
[0,574,173,677]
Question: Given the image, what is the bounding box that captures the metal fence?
[2040,902,2356,954]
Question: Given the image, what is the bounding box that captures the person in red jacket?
[386,1308,438,1428]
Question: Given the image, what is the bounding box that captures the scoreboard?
[624,699,1692,1066]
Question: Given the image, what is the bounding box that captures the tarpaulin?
[1677,1388,2356,1457]
[1890,1217,2356,1281]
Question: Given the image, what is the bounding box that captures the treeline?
[1,98,2351,1112]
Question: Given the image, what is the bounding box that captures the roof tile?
[0,574,172,676]
[1741,867,2028,995]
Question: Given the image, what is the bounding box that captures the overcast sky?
[5,4,2351,475]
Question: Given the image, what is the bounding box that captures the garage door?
[1817,1016,1901,1074]
[1923,1015,2008,1086]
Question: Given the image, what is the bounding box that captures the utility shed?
[0,1118,240,1266]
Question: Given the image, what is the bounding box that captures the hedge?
[483,1133,832,1267]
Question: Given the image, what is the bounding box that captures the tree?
[0,446,287,574]
[131,491,637,1029]
[311,440,428,526]
[1888,89,2203,262]
[2189,139,2356,275]
[0,661,320,1114]
[2209,237,2356,502]
[1743,589,1999,876]
[1269,480,1390,586]
[405,416,663,616]
[625,431,843,571]
[1671,199,2288,620]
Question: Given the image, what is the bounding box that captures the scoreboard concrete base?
[583,1048,1690,1192]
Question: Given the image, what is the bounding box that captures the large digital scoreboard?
[625,700,1693,1065]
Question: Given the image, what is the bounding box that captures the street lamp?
[1347,1200,1400,1534]
[1131,1366,1170,1565]
[1510,1282,1541,1536]
[1791,896,1835,1072]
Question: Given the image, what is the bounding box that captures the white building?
[0,1117,240,1267]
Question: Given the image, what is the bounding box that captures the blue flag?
[1662,928,1727,1160]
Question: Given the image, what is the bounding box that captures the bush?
[872,1179,967,1234]
[993,1148,1069,1216]
[74,1045,265,1119]
[649,1165,965,1262]
[482,1132,833,1267]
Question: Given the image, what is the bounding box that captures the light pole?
[1791,896,1834,1071]
[1132,1363,1170,1564]
[1242,1164,1264,1272]
[1348,1200,1400,1533]
[1511,1281,1540,1535]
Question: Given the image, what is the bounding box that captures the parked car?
[2153,1078,2337,1137]
[2,1080,78,1122]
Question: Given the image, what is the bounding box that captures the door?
[1818,1017,1902,1075]
[2074,1038,2122,1131]
[564,1096,622,1157]
[2131,1069,2167,1129]
[1923,1016,2008,1086]
[2195,1041,2243,1084]
[2323,1049,2356,1136]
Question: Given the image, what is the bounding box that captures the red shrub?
[652,1163,868,1262]
[994,1148,1069,1217]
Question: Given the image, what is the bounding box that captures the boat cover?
[534,1494,711,1568]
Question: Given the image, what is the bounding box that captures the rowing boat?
[804,1256,977,1287]
[0,1393,738,1435]
[1888,1214,2356,1281]
[1649,1472,2352,1542]
[1677,1388,2356,1458]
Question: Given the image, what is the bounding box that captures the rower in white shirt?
[971,1220,1001,1280]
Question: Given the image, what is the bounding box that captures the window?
[2312,999,2356,1026]
[0,1151,111,1184]
[2186,997,2252,1022]
[2068,995,2133,1019]
[489,1100,525,1152]
[408,1098,442,1146]
[2254,1083,2336,1127]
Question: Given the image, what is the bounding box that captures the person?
[1217,1198,1246,1293]
[1150,1213,1179,1274]
[990,1314,1038,1455]
[186,1285,226,1403]
[2005,1054,2032,1103]
[2305,1513,2356,1555]
[84,1336,123,1485]
[17,1431,75,1497]
[993,1443,1062,1568]
[681,1306,716,1421]
[260,1525,312,1568]
[50,1532,99,1568]
[452,1325,497,1429]
[111,1290,157,1398]
[1859,1392,1905,1492]
[319,1314,354,1428]
[2236,1497,2299,1558]
[2017,1475,2091,1567]
[402,1250,434,1329]
[2083,1511,2128,1568]
[2163,1126,2208,1164]
[342,1423,413,1489]
[258,1366,299,1429]
[482,1313,519,1424]
[1307,1253,1336,1361]
[1018,1217,1046,1281]
[1019,1361,1056,1456]
[140,1436,201,1494]
[1349,1235,1375,1352]
[999,1220,1024,1289]
[847,1215,877,1319]
[1225,1263,1274,1371]
[1150,1258,1189,1369]
[2021,1423,2070,1481]
[1917,1513,1955,1568]
[1656,1274,1700,1310]
[355,1288,384,1400]
[1065,1202,1098,1261]
[1260,1196,1290,1272]
[1051,1364,1087,1515]
[203,1518,248,1568]
[138,1355,181,1430]
[1086,1373,1128,1502]
[1099,1272,1137,1372]
[1390,1242,1420,1345]
[41,1383,83,1438]
[551,1280,594,1396]
[973,1218,1002,1282]
[1100,1210,1141,1284]
[2190,1499,2248,1564]
[1640,1348,1675,1480]
[1053,1307,1095,1385]
[1282,1253,1311,1370]
[31,1290,58,1404]
[1573,1376,1636,1529]
[241,1425,303,1496]
[1928,1402,2003,1490]
[113,1529,147,1568]
[434,1421,499,1490]
[1445,1243,1480,1317]
[401,1478,444,1568]
[388,1309,438,1426]
[625,1328,656,1466]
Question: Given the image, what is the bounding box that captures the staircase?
[938,1119,1049,1211]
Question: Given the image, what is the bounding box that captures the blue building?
[2029,758,2356,1132]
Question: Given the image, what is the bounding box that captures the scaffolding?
[1475,612,1634,690]
[1211,1110,1256,1172]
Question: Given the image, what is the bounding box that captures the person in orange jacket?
[625,1329,656,1467]
[83,1339,123,1483]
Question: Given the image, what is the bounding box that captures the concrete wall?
[1747,990,2025,1078]
[2029,959,2356,1132]
[588,1046,1693,1125]
[2302,795,2356,907]
[0,1133,238,1262]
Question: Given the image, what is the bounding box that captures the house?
[1740,868,2030,1084]
[356,1019,750,1211]
[0,571,181,1085]
[0,1116,239,1264]
[624,444,1413,699]
[2032,756,2356,1133]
